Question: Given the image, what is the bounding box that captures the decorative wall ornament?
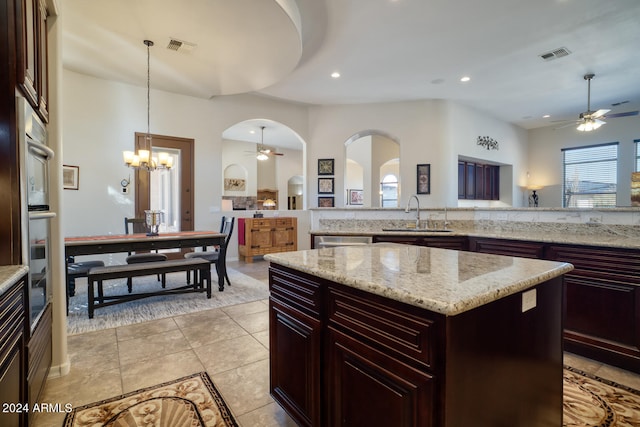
[477,136,499,150]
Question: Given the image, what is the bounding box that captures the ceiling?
[63,0,640,150]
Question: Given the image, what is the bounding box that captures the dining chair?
[184,216,234,287]
[124,217,167,290]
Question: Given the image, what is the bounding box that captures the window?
[635,139,640,171]
[380,174,398,207]
[562,142,618,208]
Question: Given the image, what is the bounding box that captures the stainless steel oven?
[18,97,56,329]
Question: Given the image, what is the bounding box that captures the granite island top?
[0,265,28,297]
[265,243,573,316]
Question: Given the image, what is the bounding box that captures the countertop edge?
[0,265,29,297]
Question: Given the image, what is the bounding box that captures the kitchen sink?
[381,228,452,232]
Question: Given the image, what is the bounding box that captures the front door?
[135,133,194,258]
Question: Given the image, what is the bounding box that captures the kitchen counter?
[310,227,640,249]
[265,243,572,315]
[0,265,28,297]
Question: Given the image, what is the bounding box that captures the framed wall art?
[63,165,79,190]
[417,164,430,194]
[318,196,335,208]
[318,158,335,175]
[318,177,335,194]
[348,189,363,205]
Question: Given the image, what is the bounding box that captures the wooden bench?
[87,258,212,318]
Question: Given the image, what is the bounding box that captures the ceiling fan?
[254,126,284,160]
[556,74,639,131]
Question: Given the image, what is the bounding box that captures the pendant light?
[123,40,172,171]
[256,126,269,161]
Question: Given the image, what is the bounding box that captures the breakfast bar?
[265,243,573,427]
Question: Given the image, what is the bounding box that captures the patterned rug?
[67,267,269,335]
[564,366,640,426]
[63,372,237,427]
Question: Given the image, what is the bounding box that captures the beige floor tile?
[223,300,268,319]
[180,315,249,348]
[194,334,269,375]
[117,328,190,365]
[120,349,205,393]
[115,316,179,341]
[253,330,270,349]
[211,359,273,416]
[233,310,269,334]
[236,402,298,427]
[564,352,603,374]
[594,364,640,390]
[173,307,230,328]
[38,366,123,409]
[67,328,118,361]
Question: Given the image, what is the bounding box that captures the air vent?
[611,100,629,107]
[166,38,196,53]
[539,47,571,61]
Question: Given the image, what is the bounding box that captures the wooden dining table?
[64,230,228,291]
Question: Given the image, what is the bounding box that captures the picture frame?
[318,177,335,194]
[224,178,246,191]
[63,165,79,190]
[417,164,430,194]
[318,196,335,208]
[318,158,335,175]
[348,189,364,205]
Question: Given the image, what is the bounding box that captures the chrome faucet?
[405,195,421,229]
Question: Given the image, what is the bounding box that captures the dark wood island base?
[269,262,564,427]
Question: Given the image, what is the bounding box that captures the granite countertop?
[265,243,573,316]
[310,228,640,249]
[0,265,29,297]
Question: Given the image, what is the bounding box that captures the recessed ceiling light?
[543,114,551,118]
[249,130,256,134]
[460,76,471,82]
[331,71,341,79]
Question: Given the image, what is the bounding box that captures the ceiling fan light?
[257,152,269,161]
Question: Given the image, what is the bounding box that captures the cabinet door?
[327,329,435,427]
[37,0,49,122]
[17,0,39,106]
[273,218,296,249]
[269,298,321,427]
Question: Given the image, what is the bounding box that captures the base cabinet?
[239,217,297,262]
[269,263,562,427]
[0,275,28,427]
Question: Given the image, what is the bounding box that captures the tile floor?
[33,259,640,426]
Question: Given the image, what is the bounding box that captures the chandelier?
[123,40,172,171]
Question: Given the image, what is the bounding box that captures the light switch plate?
[522,289,537,313]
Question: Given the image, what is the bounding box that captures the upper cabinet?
[16,0,49,123]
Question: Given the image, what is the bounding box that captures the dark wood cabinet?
[546,244,640,372]
[0,274,28,427]
[269,262,562,427]
[458,161,499,200]
[269,265,322,427]
[468,237,545,259]
[373,234,468,251]
[16,0,48,122]
[27,304,52,424]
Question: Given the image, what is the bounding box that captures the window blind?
[562,142,618,208]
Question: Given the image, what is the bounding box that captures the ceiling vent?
[166,38,196,53]
[539,47,571,61]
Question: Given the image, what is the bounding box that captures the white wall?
[528,115,640,207]
[62,70,308,242]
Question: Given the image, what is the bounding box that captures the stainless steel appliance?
[18,97,56,329]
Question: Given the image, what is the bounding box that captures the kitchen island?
[265,243,573,427]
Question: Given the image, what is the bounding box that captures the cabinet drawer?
[328,285,440,370]
[270,264,322,318]
[275,218,293,227]
[547,244,640,280]
[470,237,545,259]
[249,218,273,229]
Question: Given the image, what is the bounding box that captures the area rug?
[563,366,640,426]
[63,372,237,427]
[67,267,269,335]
